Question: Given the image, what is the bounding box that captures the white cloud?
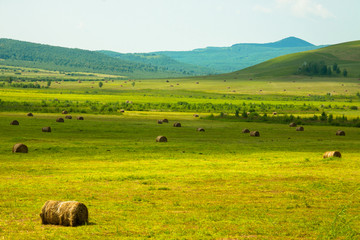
[276,0,334,19]
[253,4,272,13]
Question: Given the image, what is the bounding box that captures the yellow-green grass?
[0,112,359,239]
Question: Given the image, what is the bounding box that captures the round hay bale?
[197,128,205,132]
[27,113,33,117]
[296,126,304,131]
[10,120,19,125]
[77,116,84,120]
[62,110,68,114]
[196,82,199,84]
[193,114,199,117]
[120,109,125,113]
[272,112,277,115]
[42,127,51,132]
[65,115,72,119]
[336,130,345,136]
[12,143,28,153]
[78,80,81,83]
[242,128,250,133]
[250,131,260,137]
[173,122,181,127]
[157,120,163,124]
[323,151,341,159]
[162,119,169,123]
[40,200,88,227]
[156,136,167,142]
[56,118,64,122]
[289,122,297,127]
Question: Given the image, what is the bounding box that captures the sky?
[0,0,359,53]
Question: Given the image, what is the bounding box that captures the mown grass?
[0,112,359,239]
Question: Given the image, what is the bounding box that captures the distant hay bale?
[157,120,163,124]
[197,128,205,132]
[193,114,199,117]
[289,122,297,127]
[12,143,28,153]
[296,126,304,131]
[162,119,168,123]
[156,136,167,142]
[62,110,68,114]
[242,128,250,133]
[196,82,199,84]
[27,113,33,117]
[78,80,81,83]
[65,115,72,119]
[250,131,260,137]
[336,130,345,136]
[247,112,251,115]
[10,120,19,125]
[56,118,64,122]
[120,109,125,113]
[40,200,88,227]
[166,80,169,83]
[272,112,277,115]
[173,122,181,127]
[223,80,226,82]
[77,116,84,120]
[323,151,341,159]
[42,127,51,132]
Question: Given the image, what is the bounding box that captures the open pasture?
[0,112,359,239]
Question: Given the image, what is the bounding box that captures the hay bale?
[173,122,181,127]
[27,113,33,117]
[40,200,88,227]
[289,122,297,127]
[197,128,205,132]
[78,80,81,83]
[156,136,167,142]
[196,82,199,84]
[250,131,260,137]
[62,110,68,114]
[323,151,341,158]
[12,143,28,153]
[336,130,345,136]
[193,114,199,117]
[296,126,304,131]
[65,115,72,119]
[162,119,168,123]
[56,118,64,122]
[10,120,19,125]
[272,112,277,115]
[157,120,163,124]
[120,109,125,113]
[77,116,84,120]
[42,127,51,132]
[242,128,250,133]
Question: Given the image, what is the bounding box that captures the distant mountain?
[153,37,324,73]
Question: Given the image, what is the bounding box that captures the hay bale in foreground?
[336,130,345,136]
[65,115,72,119]
[156,136,167,142]
[242,129,250,133]
[250,131,260,137]
[323,151,341,159]
[12,143,28,153]
[157,120,163,124]
[42,127,51,132]
[162,119,168,123]
[27,113,33,117]
[40,200,88,227]
[289,122,297,127]
[56,118,64,122]
[296,126,304,131]
[10,120,19,125]
[197,128,205,132]
[77,116,84,120]
[62,110,68,114]
[173,122,181,127]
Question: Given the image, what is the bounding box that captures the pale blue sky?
[0,0,359,52]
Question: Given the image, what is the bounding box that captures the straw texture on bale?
[289,122,297,127]
[56,118,64,122]
[27,113,33,117]
[156,136,167,142]
[323,151,341,158]
[173,122,181,127]
[250,131,260,137]
[77,116,84,120]
[10,120,19,125]
[157,120,163,124]
[162,119,168,123]
[65,115,72,119]
[12,143,28,153]
[197,128,205,132]
[42,127,51,132]
[242,129,250,133]
[296,126,304,131]
[62,110,68,114]
[40,200,88,227]
[336,130,345,136]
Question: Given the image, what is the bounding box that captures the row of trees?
[297,61,348,77]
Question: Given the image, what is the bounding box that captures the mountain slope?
[154,37,324,73]
[220,40,360,79]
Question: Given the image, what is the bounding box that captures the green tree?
[47,80,51,87]
[332,63,338,71]
[131,82,135,87]
[343,69,348,77]
[99,82,103,88]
